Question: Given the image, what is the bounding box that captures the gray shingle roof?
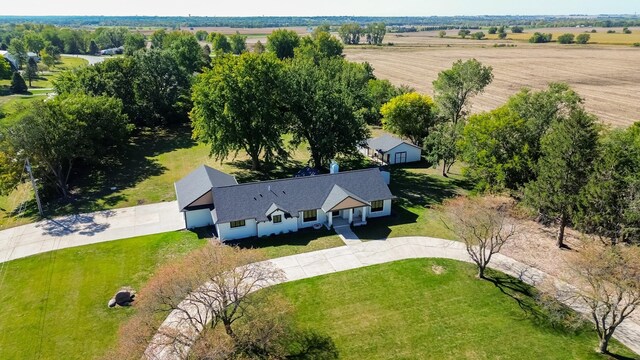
[175,165,238,211]
[211,168,393,224]
[366,134,420,153]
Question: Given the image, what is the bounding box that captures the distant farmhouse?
[0,50,40,71]
[175,164,394,241]
[99,46,124,56]
[359,134,422,165]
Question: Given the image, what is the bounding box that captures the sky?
[4,0,639,17]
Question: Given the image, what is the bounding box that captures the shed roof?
[175,165,238,211]
[366,134,421,153]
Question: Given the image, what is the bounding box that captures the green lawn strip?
[272,258,636,360]
[354,163,472,240]
[0,230,206,360]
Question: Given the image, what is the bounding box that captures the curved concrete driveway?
[146,236,640,359]
[63,54,107,65]
[0,201,185,263]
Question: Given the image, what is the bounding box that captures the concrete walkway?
[146,236,640,359]
[333,225,362,246]
[0,201,185,263]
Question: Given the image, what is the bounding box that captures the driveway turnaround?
[146,236,640,359]
[0,201,185,263]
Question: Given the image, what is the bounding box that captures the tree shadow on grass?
[46,126,196,216]
[485,269,595,337]
[228,158,305,183]
[226,228,335,252]
[389,167,472,209]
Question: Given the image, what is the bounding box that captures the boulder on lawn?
[108,286,136,308]
[115,291,135,306]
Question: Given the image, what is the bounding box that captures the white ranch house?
[175,164,394,241]
[359,134,422,165]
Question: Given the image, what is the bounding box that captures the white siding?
[358,146,369,157]
[257,210,299,237]
[386,143,422,164]
[298,209,328,229]
[368,199,392,218]
[217,219,258,241]
[185,209,214,229]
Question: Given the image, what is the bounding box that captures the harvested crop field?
[345,44,640,127]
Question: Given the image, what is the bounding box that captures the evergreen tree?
[525,109,600,248]
[10,72,28,93]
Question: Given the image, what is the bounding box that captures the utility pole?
[25,158,44,217]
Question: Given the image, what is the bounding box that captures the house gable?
[327,197,368,212]
[186,190,213,209]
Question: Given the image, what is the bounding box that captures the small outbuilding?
[359,134,422,165]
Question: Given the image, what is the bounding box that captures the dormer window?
[273,215,282,223]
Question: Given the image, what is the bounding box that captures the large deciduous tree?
[54,57,138,123]
[133,49,192,126]
[123,32,146,56]
[229,32,247,55]
[381,92,436,147]
[0,55,12,79]
[286,56,370,169]
[266,29,300,59]
[460,83,582,192]
[208,32,232,54]
[8,38,28,68]
[460,106,532,192]
[524,109,599,248]
[338,23,362,45]
[427,58,493,176]
[365,23,386,45]
[191,53,289,170]
[164,31,206,73]
[6,94,131,198]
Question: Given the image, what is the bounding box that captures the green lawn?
[0,55,88,90]
[0,228,343,359]
[354,162,472,240]
[273,258,637,360]
[0,231,206,360]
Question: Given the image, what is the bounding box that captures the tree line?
[0,28,407,205]
[3,15,639,28]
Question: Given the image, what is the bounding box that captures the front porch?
[326,206,368,229]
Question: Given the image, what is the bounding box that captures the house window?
[371,200,384,212]
[273,215,282,224]
[230,220,246,228]
[302,210,317,222]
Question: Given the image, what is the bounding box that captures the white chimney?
[330,161,339,174]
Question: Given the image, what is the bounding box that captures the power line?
[25,158,44,218]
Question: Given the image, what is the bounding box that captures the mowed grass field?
[274,258,636,359]
[0,231,207,360]
[0,228,342,359]
[345,43,640,127]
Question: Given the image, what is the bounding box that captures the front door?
[394,151,407,164]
